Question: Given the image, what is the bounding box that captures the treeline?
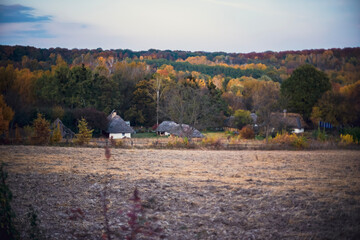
[0,45,359,140]
[143,59,265,79]
[1,45,359,84]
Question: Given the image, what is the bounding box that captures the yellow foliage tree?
[75,118,93,145]
[32,113,50,145]
[51,122,62,144]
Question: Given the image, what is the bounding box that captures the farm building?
[156,121,204,138]
[51,118,75,139]
[270,112,308,133]
[107,111,134,139]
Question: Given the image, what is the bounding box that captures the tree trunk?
[156,89,159,126]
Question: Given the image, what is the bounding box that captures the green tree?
[233,109,252,129]
[93,73,121,114]
[75,118,93,145]
[125,80,156,126]
[68,64,92,108]
[280,64,331,120]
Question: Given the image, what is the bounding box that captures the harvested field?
[1,145,360,239]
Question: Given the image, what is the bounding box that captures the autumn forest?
[0,45,359,137]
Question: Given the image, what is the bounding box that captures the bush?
[292,135,308,149]
[239,125,255,139]
[341,127,360,143]
[201,136,222,148]
[255,135,265,140]
[111,139,124,147]
[271,131,308,149]
[167,136,193,148]
[340,134,354,145]
[312,127,328,141]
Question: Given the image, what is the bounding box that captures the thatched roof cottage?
[51,118,75,139]
[270,112,307,133]
[156,121,204,138]
[156,121,178,136]
[107,111,134,139]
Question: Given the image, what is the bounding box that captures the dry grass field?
[1,145,360,239]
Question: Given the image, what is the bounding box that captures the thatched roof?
[250,113,257,124]
[156,121,179,132]
[51,118,75,139]
[156,121,204,138]
[270,112,308,129]
[107,112,134,134]
[171,124,204,138]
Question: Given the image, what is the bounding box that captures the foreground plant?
[0,163,17,240]
[101,146,162,240]
[122,188,162,240]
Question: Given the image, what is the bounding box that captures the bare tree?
[252,81,280,142]
[162,83,212,138]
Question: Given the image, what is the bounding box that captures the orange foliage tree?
[0,95,14,136]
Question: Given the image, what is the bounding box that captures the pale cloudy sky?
[0,0,359,53]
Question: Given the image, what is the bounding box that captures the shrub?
[239,125,255,139]
[341,127,360,143]
[271,131,308,149]
[32,113,50,145]
[75,118,93,145]
[167,136,191,148]
[292,135,308,149]
[255,135,265,140]
[312,127,327,141]
[201,136,222,149]
[112,139,124,147]
[0,163,17,239]
[340,134,354,145]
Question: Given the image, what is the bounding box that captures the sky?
[0,0,359,53]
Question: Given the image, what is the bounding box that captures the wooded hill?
[0,45,359,136]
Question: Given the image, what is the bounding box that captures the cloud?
[0,4,51,23]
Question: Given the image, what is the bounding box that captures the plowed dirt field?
[1,146,360,239]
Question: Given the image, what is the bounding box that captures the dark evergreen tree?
[280,64,331,120]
